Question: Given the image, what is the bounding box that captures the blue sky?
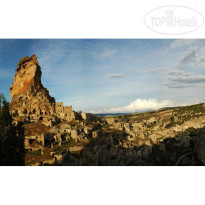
[1,39,205,113]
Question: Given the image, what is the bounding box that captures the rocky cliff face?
[10,55,55,117]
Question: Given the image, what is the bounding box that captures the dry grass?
[25,147,54,165]
[24,123,50,136]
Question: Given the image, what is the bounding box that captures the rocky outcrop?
[10,55,55,118]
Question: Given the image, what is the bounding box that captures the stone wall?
[55,102,64,114]
[81,112,101,122]
[64,106,73,114]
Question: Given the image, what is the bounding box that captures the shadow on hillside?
[61,127,205,166]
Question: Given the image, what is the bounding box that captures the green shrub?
[185,127,197,136]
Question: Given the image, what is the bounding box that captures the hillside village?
[9,55,205,165]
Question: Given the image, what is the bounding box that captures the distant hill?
[95,105,195,117]
[158,106,185,110]
[95,113,131,117]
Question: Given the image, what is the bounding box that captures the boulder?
[68,146,84,153]
[43,158,55,165]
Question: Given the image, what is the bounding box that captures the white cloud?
[170,39,199,49]
[163,82,195,89]
[162,71,205,88]
[101,48,116,58]
[170,40,205,67]
[146,68,189,75]
[168,75,205,84]
[199,57,205,63]
[165,70,188,76]
[179,47,198,65]
[107,73,125,78]
[146,67,169,73]
[145,67,203,89]
[91,98,173,113]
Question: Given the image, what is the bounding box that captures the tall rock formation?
[10,55,55,120]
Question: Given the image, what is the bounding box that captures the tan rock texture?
[10,55,55,115]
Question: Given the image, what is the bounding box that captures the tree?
[0,94,25,165]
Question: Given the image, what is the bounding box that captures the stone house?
[81,112,101,122]
[106,118,115,124]
[55,102,75,122]
[55,102,64,114]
